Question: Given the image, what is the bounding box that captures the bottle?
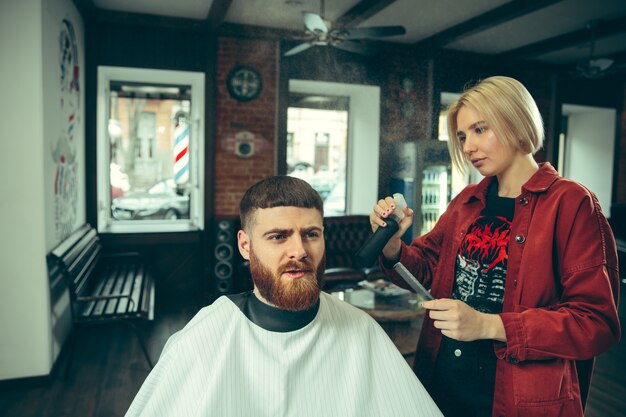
[354,193,406,268]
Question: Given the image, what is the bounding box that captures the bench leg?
[128,322,153,369]
[62,329,78,380]
[62,321,153,377]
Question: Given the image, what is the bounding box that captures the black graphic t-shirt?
[452,181,515,313]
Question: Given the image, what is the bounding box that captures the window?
[287,80,380,216]
[97,66,205,232]
[438,92,461,141]
[287,97,348,216]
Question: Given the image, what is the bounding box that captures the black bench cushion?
[324,215,373,269]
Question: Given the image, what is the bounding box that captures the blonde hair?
[446,76,544,174]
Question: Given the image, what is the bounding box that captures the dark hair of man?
[239,175,324,232]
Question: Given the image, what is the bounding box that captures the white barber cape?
[125,291,442,417]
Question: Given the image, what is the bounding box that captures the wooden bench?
[48,224,155,374]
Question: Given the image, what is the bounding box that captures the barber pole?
[173,112,189,184]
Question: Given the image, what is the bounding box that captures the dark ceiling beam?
[499,14,626,59]
[94,9,207,32]
[218,22,302,42]
[204,0,233,31]
[335,0,396,28]
[412,0,564,50]
[72,0,97,20]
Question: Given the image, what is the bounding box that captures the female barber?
[371,76,620,417]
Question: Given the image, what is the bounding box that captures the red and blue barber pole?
[173,111,189,184]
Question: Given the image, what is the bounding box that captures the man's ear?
[237,230,251,260]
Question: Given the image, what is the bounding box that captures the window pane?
[438,109,449,141]
[108,83,191,222]
[286,105,348,216]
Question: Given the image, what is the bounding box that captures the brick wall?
[214,37,278,216]
[379,52,433,142]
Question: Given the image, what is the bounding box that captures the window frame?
[96,66,205,233]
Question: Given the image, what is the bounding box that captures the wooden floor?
[584,277,626,417]
[1,287,625,417]
[0,301,200,417]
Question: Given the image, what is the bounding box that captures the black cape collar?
[227,291,320,333]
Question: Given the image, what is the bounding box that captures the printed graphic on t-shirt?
[453,215,510,313]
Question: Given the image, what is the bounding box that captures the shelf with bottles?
[421,166,449,219]
[421,185,442,207]
[421,167,447,184]
[420,209,441,235]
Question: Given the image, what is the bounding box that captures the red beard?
[250,250,326,311]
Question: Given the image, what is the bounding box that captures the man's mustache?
[279,260,315,274]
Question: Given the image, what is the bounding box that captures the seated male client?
[125,175,442,417]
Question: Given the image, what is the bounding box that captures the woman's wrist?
[382,239,402,263]
[483,313,507,342]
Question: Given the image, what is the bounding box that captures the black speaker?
[210,217,251,298]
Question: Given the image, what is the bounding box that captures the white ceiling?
[91,0,626,66]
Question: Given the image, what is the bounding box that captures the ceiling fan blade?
[343,26,406,40]
[333,40,378,55]
[284,42,314,57]
[303,12,328,33]
[589,58,614,71]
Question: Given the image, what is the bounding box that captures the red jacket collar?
[460,162,560,205]
[522,162,560,193]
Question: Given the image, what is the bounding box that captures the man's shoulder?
[320,291,356,310]
[198,294,238,315]
[320,292,378,326]
[175,296,240,337]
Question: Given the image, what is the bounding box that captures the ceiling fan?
[571,21,626,79]
[284,0,406,57]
